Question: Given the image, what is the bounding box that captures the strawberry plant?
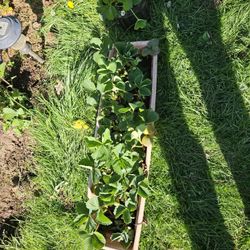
[75,38,159,249]
[98,0,147,30]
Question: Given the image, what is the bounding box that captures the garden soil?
[0,128,33,238]
[0,0,51,238]
[6,0,46,97]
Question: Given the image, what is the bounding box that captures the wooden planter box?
[88,41,158,250]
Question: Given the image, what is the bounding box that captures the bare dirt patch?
[0,0,48,238]
[2,0,46,97]
[0,127,33,237]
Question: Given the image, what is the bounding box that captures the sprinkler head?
[0,16,21,50]
[0,16,44,64]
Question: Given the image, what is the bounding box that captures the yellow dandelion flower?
[67,1,74,9]
[72,120,89,130]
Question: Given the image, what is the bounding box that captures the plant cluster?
[74,38,159,249]
[98,0,147,30]
[0,86,31,135]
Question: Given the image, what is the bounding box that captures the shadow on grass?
[161,0,250,219]
[157,42,235,250]
[156,0,249,248]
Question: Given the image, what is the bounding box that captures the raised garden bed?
[78,41,158,250]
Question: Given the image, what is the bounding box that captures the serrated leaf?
[85,137,102,148]
[102,128,111,143]
[93,232,106,249]
[122,208,132,224]
[129,101,144,111]
[75,201,89,215]
[134,19,147,30]
[139,86,151,96]
[113,143,123,157]
[74,214,88,226]
[96,209,112,226]
[93,52,106,66]
[128,68,143,84]
[90,37,102,47]
[137,179,150,198]
[112,159,123,175]
[85,216,97,233]
[114,205,126,219]
[111,232,123,242]
[83,79,96,92]
[145,109,159,123]
[2,107,17,120]
[118,107,130,113]
[122,0,133,11]
[79,156,94,168]
[86,196,99,211]
[107,62,117,73]
[81,232,105,250]
[103,5,117,20]
[86,96,97,106]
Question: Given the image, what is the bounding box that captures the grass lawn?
[4,0,250,249]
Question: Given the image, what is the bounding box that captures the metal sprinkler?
[0,16,44,64]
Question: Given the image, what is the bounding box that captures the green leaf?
[129,101,144,111]
[122,0,133,11]
[128,68,143,84]
[125,198,137,211]
[86,96,97,106]
[90,37,102,48]
[85,137,102,148]
[97,83,106,93]
[134,19,147,30]
[2,107,17,120]
[91,168,102,185]
[83,79,96,92]
[112,160,123,175]
[113,143,123,157]
[139,86,151,96]
[111,231,130,244]
[107,62,117,73]
[81,233,93,250]
[122,208,132,224]
[114,205,126,219]
[102,128,111,143]
[81,232,105,250]
[137,179,150,198]
[85,216,97,233]
[76,201,89,214]
[111,232,123,242]
[96,209,112,226]
[0,62,6,78]
[74,214,88,226]
[93,232,106,249]
[103,5,118,20]
[86,196,99,211]
[118,107,131,113]
[145,109,159,123]
[93,52,106,66]
[79,156,94,168]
